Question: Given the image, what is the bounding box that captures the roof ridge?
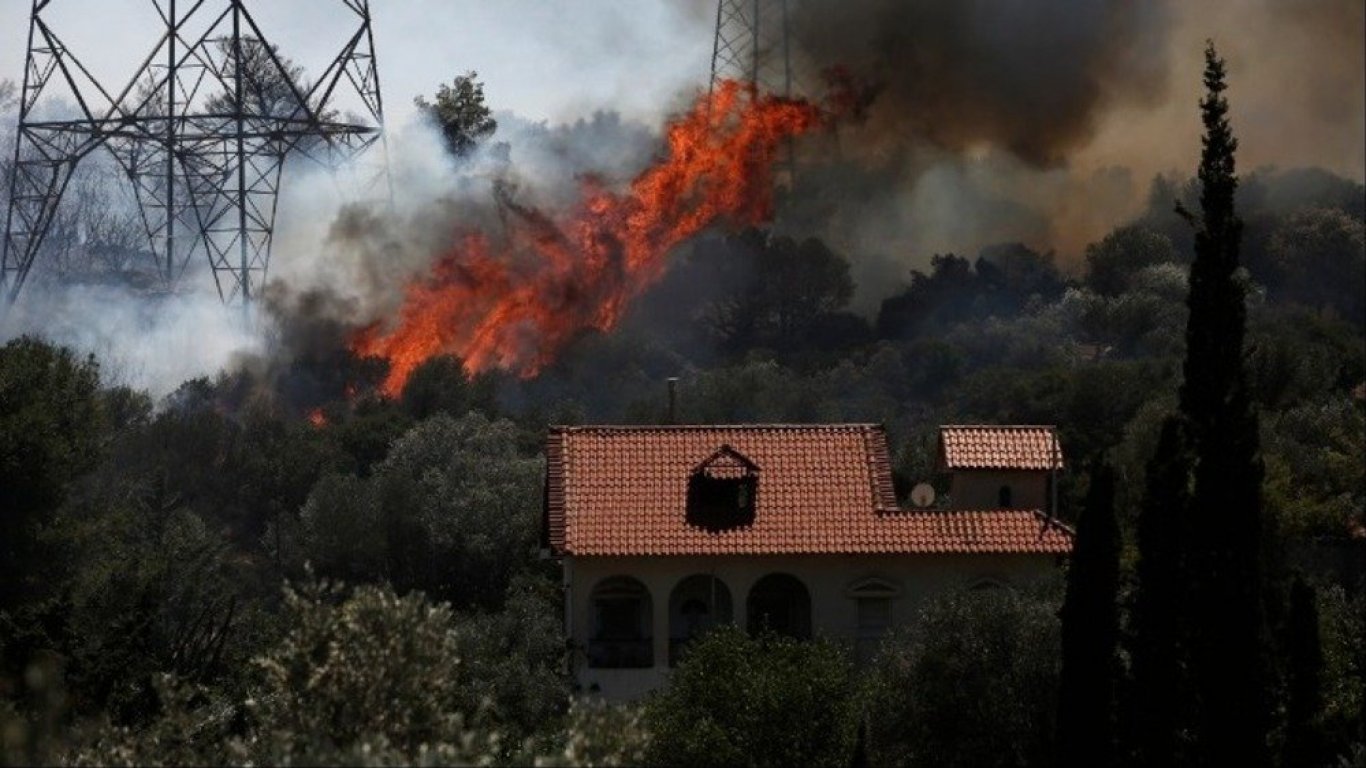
[941,424,1058,429]
[550,423,884,431]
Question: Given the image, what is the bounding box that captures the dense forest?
[2,47,1364,767]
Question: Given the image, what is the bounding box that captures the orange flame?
[352,80,822,397]
[306,408,328,428]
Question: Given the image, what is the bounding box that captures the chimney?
[667,377,679,425]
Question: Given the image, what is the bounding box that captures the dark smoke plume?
[791,0,1173,167]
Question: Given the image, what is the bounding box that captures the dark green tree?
[204,37,310,118]
[865,586,1063,768]
[1057,460,1121,768]
[0,338,102,611]
[1178,42,1272,767]
[698,229,856,356]
[1283,576,1325,768]
[1127,416,1194,766]
[400,354,473,421]
[415,72,497,158]
[398,354,498,422]
[645,626,858,768]
[1084,226,1181,297]
[293,412,541,608]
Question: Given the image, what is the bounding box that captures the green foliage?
[697,229,858,358]
[547,699,650,767]
[1084,226,1181,297]
[1127,415,1195,765]
[681,358,836,423]
[1283,576,1327,767]
[1174,42,1272,766]
[644,626,858,768]
[400,354,476,421]
[1246,308,1364,411]
[1057,461,1121,768]
[57,499,247,723]
[204,37,310,118]
[241,580,500,763]
[1062,265,1188,359]
[416,71,498,158]
[1265,208,1365,327]
[449,576,570,745]
[328,393,415,477]
[1262,397,1366,537]
[292,412,541,607]
[1315,584,1366,761]
[876,246,1064,343]
[56,581,504,766]
[864,586,1063,768]
[0,337,103,608]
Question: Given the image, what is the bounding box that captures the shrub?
[644,626,858,768]
[864,586,1063,768]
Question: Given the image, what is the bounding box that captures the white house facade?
[544,423,1071,701]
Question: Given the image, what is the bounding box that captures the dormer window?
[686,445,759,531]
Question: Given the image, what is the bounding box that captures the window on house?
[857,596,892,632]
[998,484,1013,507]
[847,577,901,664]
[687,446,759,531]
[589,576,653,669]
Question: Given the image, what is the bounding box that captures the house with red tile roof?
[544,423,1072,700]
[938,425,1065,510]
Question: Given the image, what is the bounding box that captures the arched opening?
[746,573,812,640]
[998,484,1013,507]
[588,576,653,668]
[970,577,1007,592]
[668,575,733,665]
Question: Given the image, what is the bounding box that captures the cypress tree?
[1180,41,1271,767]
[1283,576,1324,768]
[1058,460,1121,768]
[1128,416,1193,766]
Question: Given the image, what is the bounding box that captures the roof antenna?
[667,377,679,425]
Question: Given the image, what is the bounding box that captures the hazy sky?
[3,1,1362,184]
[0,0,714,126]
[2,0,1361,267]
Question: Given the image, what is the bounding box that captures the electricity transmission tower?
[709,0,795,99]
[2,0,386,306]
[709,0,803,188]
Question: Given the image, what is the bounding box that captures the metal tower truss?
[709,0,795,99]
[2,0,387,305]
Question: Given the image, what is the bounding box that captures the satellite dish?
[910,483,936,508]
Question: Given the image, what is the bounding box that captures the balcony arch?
[746,572,812,640]
[668,574,733,665]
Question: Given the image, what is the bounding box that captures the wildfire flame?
[351,80,822,397]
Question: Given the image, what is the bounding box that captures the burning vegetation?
[350,79,821,396]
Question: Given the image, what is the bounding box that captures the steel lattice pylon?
[2,0,386,306]
[709,0,794,99]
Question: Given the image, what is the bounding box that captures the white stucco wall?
[948,469,1051,510]
[564,551,1063,701]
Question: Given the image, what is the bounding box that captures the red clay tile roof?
[545,424,1073,556]
[939,425,1065,471]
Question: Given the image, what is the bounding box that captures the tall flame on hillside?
[351,80,822,397]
